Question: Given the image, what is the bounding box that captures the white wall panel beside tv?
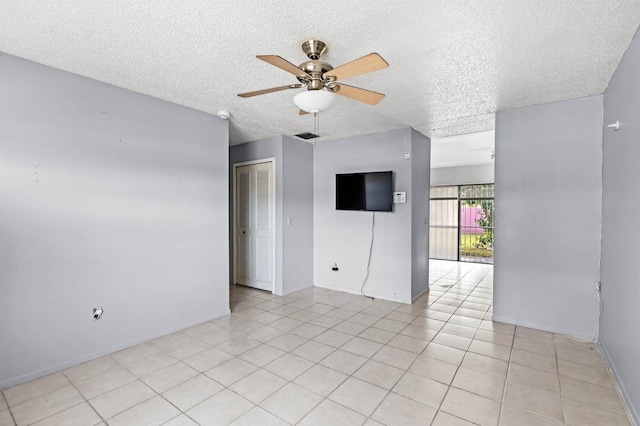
[314,128,430,304]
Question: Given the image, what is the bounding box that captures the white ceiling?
[0,1,639,145]
[431,130,495,168]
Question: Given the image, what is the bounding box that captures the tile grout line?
[239,275,438,423]
[1,391,18,426]
[61,370,106,426]
[495,296,514,424]
[497,311,514,426]
[429,273,487,425]
[157,374,222,426]
[67,350,203,425]
[555,331,568,425]
[210,296,351,426]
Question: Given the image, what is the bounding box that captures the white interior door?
[235,161,274,291]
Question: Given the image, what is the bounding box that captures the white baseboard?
[491,315,594,341]
[0,308,231,390]
[313,282,411,304]
[412,286,430,302]
[275,284,313,297]
[598,340,639,426]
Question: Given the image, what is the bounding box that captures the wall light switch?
[393,192,407,204]
[287,217,293,226]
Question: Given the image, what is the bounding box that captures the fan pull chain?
[314,111,319,148]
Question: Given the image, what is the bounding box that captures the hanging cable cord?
[360,211,375,299]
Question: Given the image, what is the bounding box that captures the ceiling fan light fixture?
[294,90,335,113]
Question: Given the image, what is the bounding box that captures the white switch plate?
[393,192,407,203]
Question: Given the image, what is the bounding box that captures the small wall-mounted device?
[393,192,407,204]
[92,307,103,321]
[607,120,620,131]
[332,263,339,271]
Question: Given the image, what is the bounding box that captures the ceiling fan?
[238,39,389,114]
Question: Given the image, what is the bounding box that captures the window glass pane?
[460,184,494,199]
[429,198,458,261]
[429,226,458,260]
[430,200,458,226]
[430,185,458,199]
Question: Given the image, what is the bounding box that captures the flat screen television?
[336,171,393,212]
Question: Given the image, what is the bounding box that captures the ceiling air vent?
[294,132,319,140]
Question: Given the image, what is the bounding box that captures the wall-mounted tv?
[336,171,393,212]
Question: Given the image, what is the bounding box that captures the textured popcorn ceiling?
[0,1,639,145]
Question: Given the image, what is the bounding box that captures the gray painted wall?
[411,129,431,299]
[600,25,640,424]
[0,54,230,388]
[282,136,314,294]
[431,163,494,186]
[229,136,313,296]
[314,128,429,303]
[494,96,603,338]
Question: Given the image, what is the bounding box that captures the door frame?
[232,158,277,293]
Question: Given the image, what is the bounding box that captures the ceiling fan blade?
[324,53,388,81]
[299,109,310,115]
[257,55,311,78]
[238,84,303,98]
[333,84,385,105]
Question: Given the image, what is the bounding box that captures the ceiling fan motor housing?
[297,60,334,90]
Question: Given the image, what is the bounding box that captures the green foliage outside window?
[460,184,493,252]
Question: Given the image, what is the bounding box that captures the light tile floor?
[0,260,632,426]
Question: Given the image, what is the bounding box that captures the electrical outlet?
[92,307,103,321]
